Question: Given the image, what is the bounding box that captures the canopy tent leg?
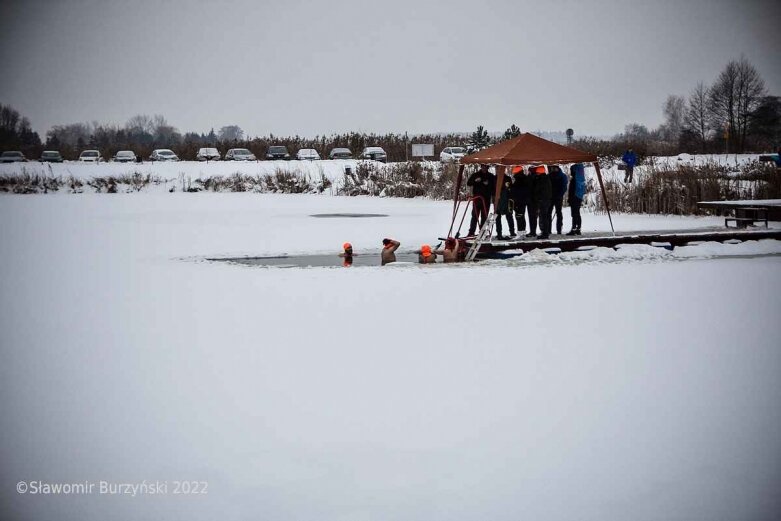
[448,164,466,237]
[593,162,615,235]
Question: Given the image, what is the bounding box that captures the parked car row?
[2,145,466,164]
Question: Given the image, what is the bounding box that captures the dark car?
[328,147,352,159]
[40,150,64,163]
[265,145,290,160]
[0,151,27,163]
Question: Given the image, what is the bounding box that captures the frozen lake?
[1,193,779,521]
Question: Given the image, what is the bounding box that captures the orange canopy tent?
[450,133,614,235]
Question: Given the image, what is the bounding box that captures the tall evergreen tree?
[503,124,521,140]
[469,125,490,151]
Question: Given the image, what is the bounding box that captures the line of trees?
[0,108,471,162]
[0,104,42,155]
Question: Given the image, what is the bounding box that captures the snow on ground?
[0,159,384,191]
[593,153,769,183]
[1,193,780,521]
[1,153,770,193]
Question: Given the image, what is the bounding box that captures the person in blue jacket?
[622,148,637,182]
[567,163,587,235]
[548,165,569,235]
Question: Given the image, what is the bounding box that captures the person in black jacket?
[495,174,515,240]
[548,165,569,235]
[466,164,495,236]
[510,166,529,234]
[530,165,552,239]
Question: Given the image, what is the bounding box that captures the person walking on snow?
[567,163,586,235]
[466,164,495,236]
[548,165,568,235]
[622,148,637,183]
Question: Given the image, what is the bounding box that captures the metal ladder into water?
[465,213,496,262]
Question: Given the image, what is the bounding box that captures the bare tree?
[660,95,686,144]
[708,57,766,152]
[685,82,710,149]
[0,104,21,133]
[219,125,244,142]
[46,122,93,147]
[125,114,155,135]
[734,58,766,150]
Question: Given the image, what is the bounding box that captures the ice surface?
[1,194,779,521]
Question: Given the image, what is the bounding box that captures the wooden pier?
[465,228,781,256]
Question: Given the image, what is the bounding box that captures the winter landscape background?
[2,0,781,519]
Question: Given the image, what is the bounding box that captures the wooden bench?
[724,207,768,228]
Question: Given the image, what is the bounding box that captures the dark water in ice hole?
[210,251,531,268]
[309,213,389,218]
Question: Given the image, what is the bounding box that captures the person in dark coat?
[495,174,515,240]
[530,165,552,239]
[622,148,637,183]
[466,164,495,236]
[567,163,586,235]
[548,165,569,235]
[510,166,529,234]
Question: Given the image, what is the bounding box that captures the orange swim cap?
[512,166,523,174]
[534,165,546,175]
[421,244,432,257]
[343,242,352,251]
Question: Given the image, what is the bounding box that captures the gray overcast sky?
[0,0,779,138]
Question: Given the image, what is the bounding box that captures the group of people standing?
[467,162,587,240]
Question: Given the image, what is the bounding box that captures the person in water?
[416,244,437,264]
[338,242,354,267]
[381,238,400,265]
[434,238,461,263]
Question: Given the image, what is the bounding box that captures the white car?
[197,147,221,161]
[0,151,27,163]
[149,149,179,161]
[113,150,137,163]
[78,150,102,162]
[296,148,320,160]
[360,146,387,162]
[225,148,256,161]
[440,146,466,163]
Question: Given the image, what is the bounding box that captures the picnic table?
[697,199,781,228]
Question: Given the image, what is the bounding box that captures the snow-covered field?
[0,152,770,192]
[0,159,369,191]
[1,193,780,521]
